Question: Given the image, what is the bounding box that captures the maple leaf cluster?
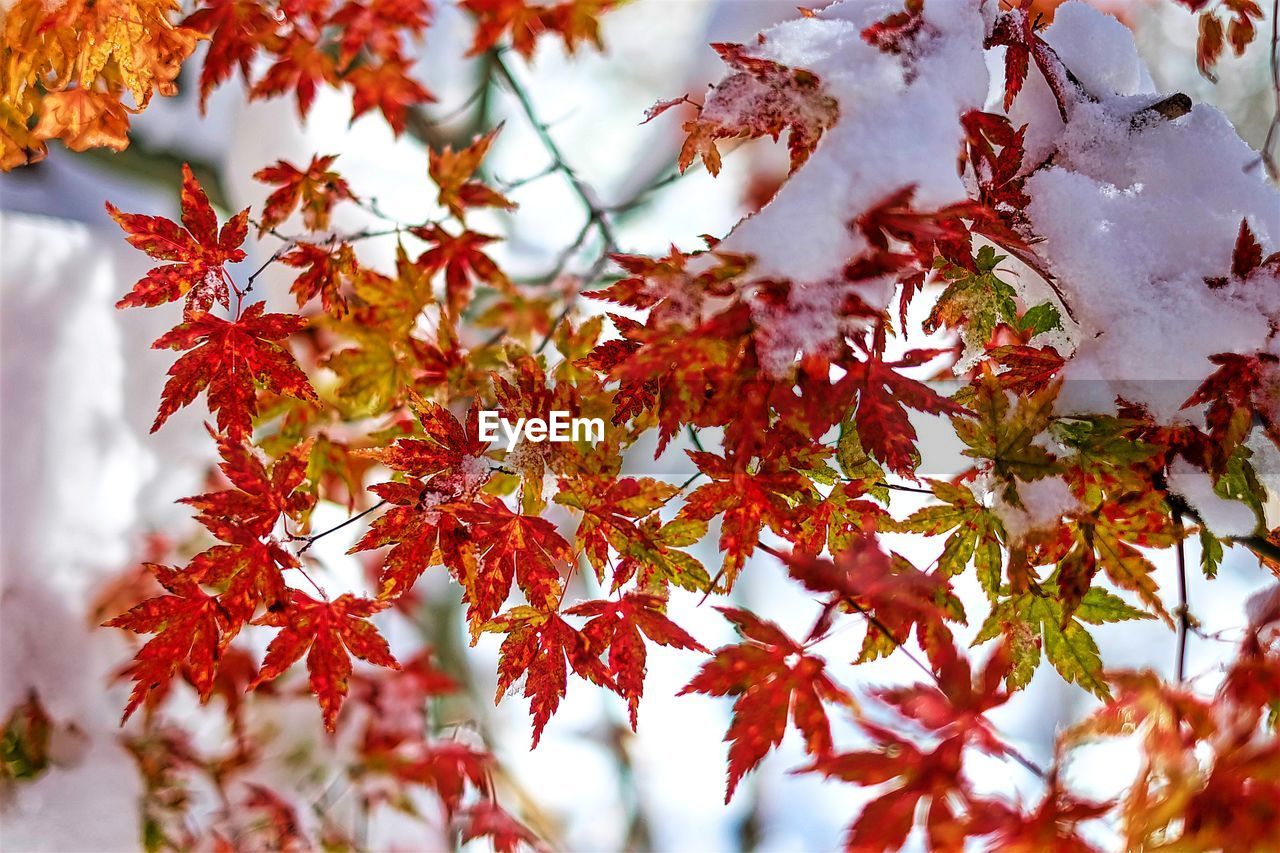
[7,0,1270,848]
[0,0,622,169]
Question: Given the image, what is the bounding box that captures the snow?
[1018,2,1280,426]
[989,475,1080,542]
[707,0,991,373]
[1167,457,1259,538]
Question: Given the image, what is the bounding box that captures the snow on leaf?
[676,43,838,176]
[108,164,249,315]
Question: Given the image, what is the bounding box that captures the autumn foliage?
[5,0,1280,849]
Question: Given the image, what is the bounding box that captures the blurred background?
[1,0,1277,850]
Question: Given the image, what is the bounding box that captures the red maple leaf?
[107,163,249,315]
[679,606,853,801]
[251,591,401,731]
[553,475,680,582]
[360,398,490,487]
[280,241,357,316]
[251,31,338,119]
[567,592,706,728]
[346,57,436,135]
[804,723,967,852]
[460,800,544,853]
[410,224,509,317]
[328,0,432,67]
[254,155,356,235]
[187,540,298,631]
[429,125,517,221]
[873,641,1014,756]
[150,302,317,439]
[103,563,229,723]
[484,606,614,746]
[350,480,473,600]
[838,346,968,477]
[183,0,276,110]
[986,344,1065,395]
[457,498,574,624]
[181,431,315,541]
[678,450,808,587]
[861,0,925,55]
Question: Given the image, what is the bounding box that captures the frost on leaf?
[678,42,838,177]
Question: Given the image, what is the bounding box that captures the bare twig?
[294,500,388,555]
[1261,0,1280,180]
[1173,508,1190,682]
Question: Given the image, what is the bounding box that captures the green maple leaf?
[954,371,1061,483]
[900,479,1004,597]
[974,585,1153,700]
[925,245,1018,348]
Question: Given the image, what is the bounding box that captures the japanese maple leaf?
[346,58,435,136]
[360,398,490,488]
[187,540,299,631]
[838,347,969,477]
[852,185,983,271]
[677,42,839,176]
[349,479,473,600]
[986,344,1066,395]
[429,125,516,220]
[953,367,1059,483]
[107,163,249,314]
[103,563,228,723]
[873,641,1014,756]
[254,155,356,235]
[901,479,1005,593]
[482,606,613,746]
[679,607,853,801]
[457,498,573,624]
[973,773,1110,853]
[280,241,356,316]
[460,0,614,59]
[360,735,489,814]
[251,592,400,731]
[460,801,543,853]
[251,32,338,119]
[986,5,1082,120]
[410,224,509,316]
[770,538,958,668]
[677,450,808,588]
[804,725,968,853]
[1183,358,1279,458]
[182,0,275,109]
[567,592,706,728]
[861,0,924,55]
[328,0,432,67]
[181,431,315,541]
[150,302,316,439]
[553,475,680,581]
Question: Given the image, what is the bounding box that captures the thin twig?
[1263,0,1280,180]
[295,500,388,555]
[1173,508,1190,682]
[492,52,619,253]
